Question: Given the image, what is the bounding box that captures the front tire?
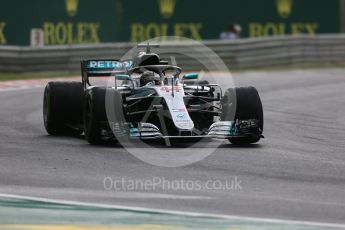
[84,87,127,145]
[221,87,263,144]
[83,87,107,144]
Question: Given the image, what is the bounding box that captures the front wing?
[119,119,263,140]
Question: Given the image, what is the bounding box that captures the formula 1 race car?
[43,44,263,145]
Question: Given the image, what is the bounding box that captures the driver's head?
[140,71,156,86]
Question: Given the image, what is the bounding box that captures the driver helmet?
[140,71,158,86]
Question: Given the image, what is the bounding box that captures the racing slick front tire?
[83,87,108,144]
[221,87,263,144]
[43,82,83,136]
[84,88,124,145]
[105,89,128,144]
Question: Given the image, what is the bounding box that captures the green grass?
[0,72,79,81]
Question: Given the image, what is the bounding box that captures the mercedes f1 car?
[43,44,264,145]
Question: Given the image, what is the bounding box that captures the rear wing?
[81,60,133,86]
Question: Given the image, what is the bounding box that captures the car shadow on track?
[41,134,263,149]
[217,143,263,149]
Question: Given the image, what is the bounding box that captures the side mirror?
[115,74,130,80]
[183,73,199,80]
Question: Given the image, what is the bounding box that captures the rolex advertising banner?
[0,0,341,45]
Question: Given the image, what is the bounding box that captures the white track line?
[0,193,344,229]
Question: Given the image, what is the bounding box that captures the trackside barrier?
[0,34,345,72]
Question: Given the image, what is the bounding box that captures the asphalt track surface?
[0,68,345,225]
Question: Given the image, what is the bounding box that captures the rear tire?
[43,82,83,135]
[221,87,263,144]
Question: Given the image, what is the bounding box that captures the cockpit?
[124,65,182,89]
